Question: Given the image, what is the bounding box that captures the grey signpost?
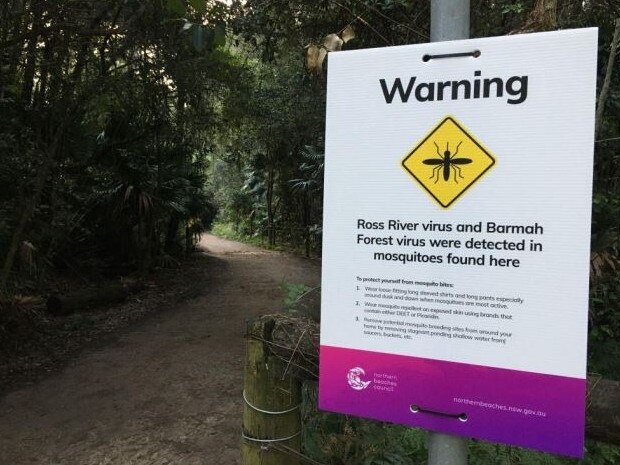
[426,1,471,464]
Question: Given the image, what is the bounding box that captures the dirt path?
[0,235,321,465]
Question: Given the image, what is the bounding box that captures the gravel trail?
[0,235,320,465]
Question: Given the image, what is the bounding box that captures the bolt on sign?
[319,29,597,458]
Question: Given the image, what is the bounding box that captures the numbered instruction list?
[357,276,523,346]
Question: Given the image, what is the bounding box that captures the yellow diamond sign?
[402,116,496,208]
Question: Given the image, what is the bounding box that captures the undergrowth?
[210,219,323,257]
[280,284,620,465]
[211,222,293,253]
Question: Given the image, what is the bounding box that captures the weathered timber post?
[428,1,471,463]
[242,316,302,465]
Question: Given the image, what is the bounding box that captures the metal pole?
[427,431,468,465]
[430,0,470,42]
[427,1,470,464]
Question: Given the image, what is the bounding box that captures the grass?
[210,221,313,255]
[210,222,265,246]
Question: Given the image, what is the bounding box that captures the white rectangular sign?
[319,28,597,457]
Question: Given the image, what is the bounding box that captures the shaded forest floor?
[0,234,320,464]
[1,257,210,396]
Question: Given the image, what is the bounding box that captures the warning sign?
[320,28,599,458]
[401,116,496,208]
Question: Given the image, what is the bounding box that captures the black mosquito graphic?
[423,141,472,184]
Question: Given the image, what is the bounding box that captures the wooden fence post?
[242,316,302,465]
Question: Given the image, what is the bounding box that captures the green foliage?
[583,440,620,465]
[589,193,620,377]
[190,23,226,52]
[211,222,260,244]
[500,3,527,15]
[591,193,620,264]
[290,146,325,195]
[209,52,326,254]
[301,382,427,465]
[0,0,238,285]
[166,0,186,16]
[188,0,207,14]
[283,283,312,312]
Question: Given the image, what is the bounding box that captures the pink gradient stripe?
[319,345,585,458]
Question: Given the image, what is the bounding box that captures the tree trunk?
[595,18,620,140]
[511,0,557,34]
[33,34,55,109]
[302,194,311,258]
[165,216,180,253]
[1,1,27,98]
[185,222,193,254]
[20,1,40,105]
[44,41,67,104]
[0,127,62,291]
[266,167,276,246]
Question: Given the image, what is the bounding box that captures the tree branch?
[595,18,620,139]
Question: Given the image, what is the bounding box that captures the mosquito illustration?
[423,141,472,184]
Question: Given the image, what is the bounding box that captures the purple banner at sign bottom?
[319,346,586,457]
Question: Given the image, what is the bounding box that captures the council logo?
[347,367,371,391]
[401,116,496,208]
